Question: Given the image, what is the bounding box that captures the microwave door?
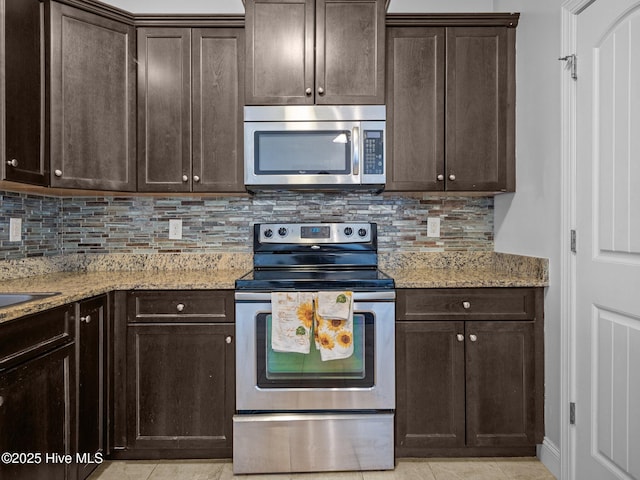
[244,122,361,188]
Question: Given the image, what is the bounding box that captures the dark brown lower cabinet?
[126,323,234,457]
[0,305,76,480]
[113,290,235,459]
[76,296,106,480]
[395,288,544,457]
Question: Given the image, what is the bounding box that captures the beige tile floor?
[88,458,556,480]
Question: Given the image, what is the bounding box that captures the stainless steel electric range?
[234,222,396,474]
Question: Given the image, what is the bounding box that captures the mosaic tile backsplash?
[1,191,494,261]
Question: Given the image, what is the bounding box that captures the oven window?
[254,131,351,175]
[255,312,374,389]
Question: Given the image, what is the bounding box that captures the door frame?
[559,1,594,480]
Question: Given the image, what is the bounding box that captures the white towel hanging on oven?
[315,291,354,361]
[271,292,315,354]
[316,291,352,320]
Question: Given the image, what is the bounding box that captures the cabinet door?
[445,27,514,192]
[385,27,444,191]
[49,3,136,191]
[126,323,234,456]
[76,296,106,480]
[315,0,385,104]
[465,321,536,447]
[395,321,465,455]
[3,0,47,185]
[137,28,192,192]
[192,28,245,192]
[0,344,75,480]
[245,0,314,105]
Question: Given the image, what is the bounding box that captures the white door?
[574,0,640,479]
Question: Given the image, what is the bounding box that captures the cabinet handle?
[469,334,478,342]
[182,175,188,182]
[462,301,471,309]
[456,334,464,342]
[81,315,91,324]
[6,159,18,167]
[305,87,312,96]
[0,395,4,407]
[225,336,233,344]
[449,174,456,181]
[54,169,63,177]
[176,303,185,312]
[193,175,200,183]
[437,174,444,181]
[317,87,325,95]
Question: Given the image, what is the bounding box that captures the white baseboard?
[538,438,561,479]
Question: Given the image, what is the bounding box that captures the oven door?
[235,291,395,411]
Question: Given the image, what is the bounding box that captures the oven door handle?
[235,291,396,302]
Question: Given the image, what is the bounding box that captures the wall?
[491,0,563,475]
[0,191,494,260]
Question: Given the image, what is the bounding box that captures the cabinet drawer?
[128,290,234,323]
[396,288,537,321]
[0,304,75,370]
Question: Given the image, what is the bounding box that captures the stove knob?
[278,227,288,237]
[263,228,274,239]
[358,228,367,237]
[344,227,353,236]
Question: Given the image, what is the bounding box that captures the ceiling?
[99,0,496,15]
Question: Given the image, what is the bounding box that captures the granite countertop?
[0,252,548,324]
[0,269,245,323]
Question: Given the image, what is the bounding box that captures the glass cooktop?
[235,268,394,291]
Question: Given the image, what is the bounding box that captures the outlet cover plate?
[427,217,441,238]
[169,219,182,240]
[9,218,22,242]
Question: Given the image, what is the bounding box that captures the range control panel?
[258,223,373,244]
[362,130,384,175]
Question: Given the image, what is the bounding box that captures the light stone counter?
[0,251,548,324]
[0,269,246,323]
[381,251,548,289]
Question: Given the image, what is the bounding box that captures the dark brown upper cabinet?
[2,0,48,186]
[137,27,245,193]
[245,0,385,105]
[49,2,137,191]
[386,16,517,192]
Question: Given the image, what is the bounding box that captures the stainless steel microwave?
[244,105,386,192]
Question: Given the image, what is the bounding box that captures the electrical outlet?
[168,219,182,240]
[427,217,441,238]
[9,218,22,242]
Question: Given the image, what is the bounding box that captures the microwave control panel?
[363,130,384,175]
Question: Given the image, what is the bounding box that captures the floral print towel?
[271,292,315,354]
[315,291,354,361]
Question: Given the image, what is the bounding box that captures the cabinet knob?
[462,301,471,309]
[193,175,200,183]
[225,336,233,344]
[437,174,444,181]
[182,175,188,182]
[54,169,63,177]
[469,334,478,342]
[176,303,185,312]
[449,174,456,181]
[305,87,312,96]
[81,315,91,324]
[456,334,464,342]
[6,159,18,167]
[317,87,325,95]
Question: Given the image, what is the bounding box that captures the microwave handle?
[352,126,360,176]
